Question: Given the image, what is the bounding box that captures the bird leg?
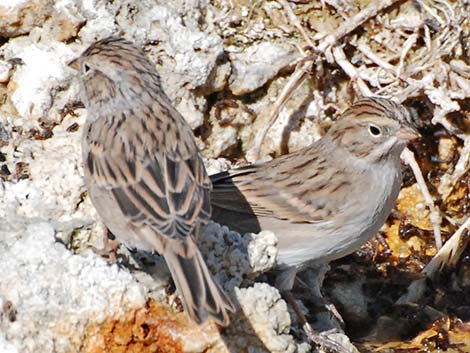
[91,228,120,263]
[298,264,345,329]
[283,290,346,353]
[276,265,349,352]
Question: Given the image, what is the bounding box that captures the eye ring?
[83,63,91,73]
[368,124,382,137]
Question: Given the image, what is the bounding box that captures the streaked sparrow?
[210,97,419,290]
[71,37,235,326]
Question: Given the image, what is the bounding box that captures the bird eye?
[368,124,382,137]
[83,63,91,73]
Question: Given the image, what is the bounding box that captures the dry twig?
[401,147,443,249]
[246,59,313,162]
[278,0,315,47]
[397,216,470,304]
[331,46,373,97]
[438,136,470,201]
[314,0,403,52]
[248,0,403,162]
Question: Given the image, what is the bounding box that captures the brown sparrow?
[71,37,234,326]
[210,97,419,291]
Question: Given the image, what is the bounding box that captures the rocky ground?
[0,0,470,352]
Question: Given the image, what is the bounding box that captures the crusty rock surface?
[2,0,470,352]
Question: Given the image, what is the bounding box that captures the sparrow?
[71,37,235,326]
[210,97,419,290]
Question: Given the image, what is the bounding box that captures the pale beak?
[67,57,80,71]
[396,125,420,141]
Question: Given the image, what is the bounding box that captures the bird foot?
[283,290,351,352]
[92,229,120,264]
[303,322,349,353]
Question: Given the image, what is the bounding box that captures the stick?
[397,216,470,304]
[401,147,443,249]
[316,0,404,53]
[332,46,373,96]
[278,0,315,48]
[438,136,470,201]
[249,0,403,161]
[245,59,312,162]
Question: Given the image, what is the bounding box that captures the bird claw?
[91,229,120,264]
[303,323,341,352]
[303,323,350,353]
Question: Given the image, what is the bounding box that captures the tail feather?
[164,243,235,326]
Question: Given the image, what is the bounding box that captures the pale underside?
[211,138,402,290]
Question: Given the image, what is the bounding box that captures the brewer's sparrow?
[211,97,419,291]
[71,37,234,326]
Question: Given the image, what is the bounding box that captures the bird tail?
[164,241,235,326]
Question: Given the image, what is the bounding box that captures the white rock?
[148,5,225,89]
[0,335,18,353]
[203,157,232,175]
[77,0,118,42]
[229,41,298,95]
[5,40,74,125]
[0,112,89,233]
[145,5,228,129]
[247,231,278,274]
[43,0,86,41]
[206,124,238,157]
[0,60,12,83]
[200,222,250,290]
[201,222,279,290]
[0,222,146,353]
[0,0,53,37]
[288,119,323,153]
[235,283,301,353]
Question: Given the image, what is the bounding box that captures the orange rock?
[82,300,223,353]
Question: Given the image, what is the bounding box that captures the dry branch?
[246,59,312,162]
[401,148,443,249]
[438,136,470,201]
[248,0,403,161]
[397,216,470,304]
[315,0,404,52]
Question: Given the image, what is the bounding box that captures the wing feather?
[210,146,340,224]
[85,107,211,244]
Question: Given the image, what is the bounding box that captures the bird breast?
[275,158,402,269]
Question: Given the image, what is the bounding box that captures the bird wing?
[211,148,343,223]
[85,103,211,247]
